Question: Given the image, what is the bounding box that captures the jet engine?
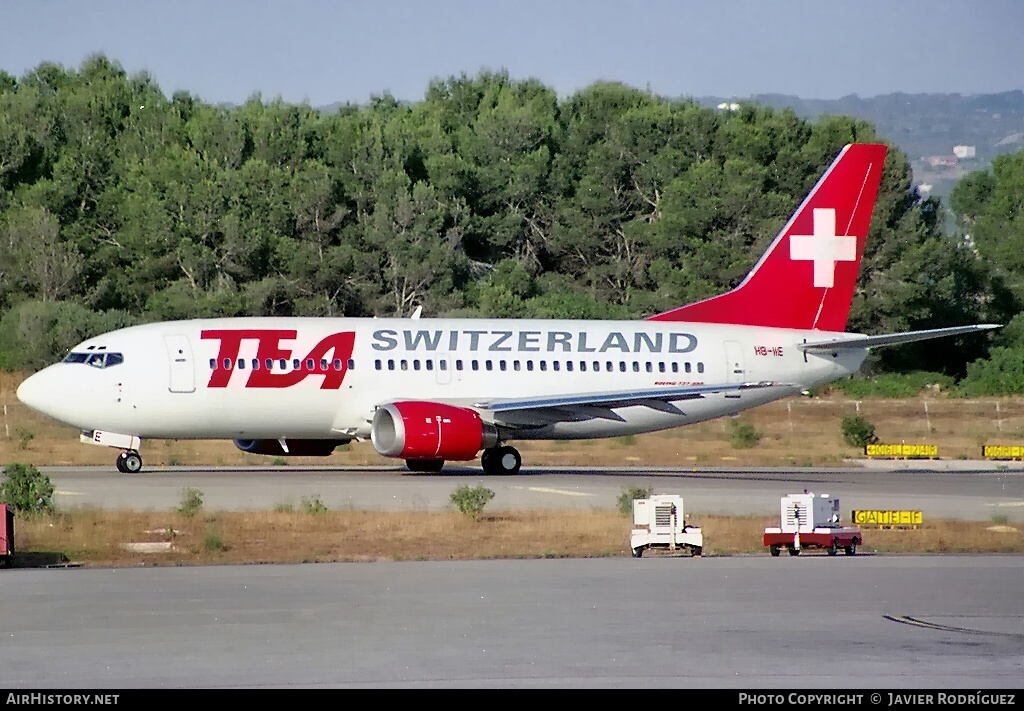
[233,438,350,457]
[371,401,498,461]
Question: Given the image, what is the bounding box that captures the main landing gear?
[481,445,522,475]
[116,450,143,473]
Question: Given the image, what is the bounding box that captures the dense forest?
[1,56,1023,390]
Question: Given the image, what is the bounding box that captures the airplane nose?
[16,371,47,412]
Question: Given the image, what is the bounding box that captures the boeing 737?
[15,143,998,473]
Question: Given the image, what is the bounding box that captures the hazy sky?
[3,0,1022,106]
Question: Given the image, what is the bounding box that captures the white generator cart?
[763,492,862,556]
[630,494,703,557]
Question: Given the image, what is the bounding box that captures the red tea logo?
[201,329,356,389]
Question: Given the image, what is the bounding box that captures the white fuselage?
[17,317,867,442]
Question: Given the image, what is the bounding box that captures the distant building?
[953,145,976,159]
[717,102,741,111]
[927,155,958,167]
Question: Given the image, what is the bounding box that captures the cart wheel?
[691,546,702,557]
[631,547,643,558]
[769,545,781,557]
[845,540,858,556]
[788,546,800,556]
[828,539,838,556]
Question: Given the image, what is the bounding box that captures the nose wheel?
[116,450,143,473]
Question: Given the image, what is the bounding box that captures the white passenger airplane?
[16,143,998,474]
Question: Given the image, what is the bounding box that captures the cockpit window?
[63,352,124,369]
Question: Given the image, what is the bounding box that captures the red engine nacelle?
[371,402,499,461]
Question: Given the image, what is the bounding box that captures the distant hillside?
[698,91,1024,201]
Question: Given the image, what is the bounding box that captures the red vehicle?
[1,504,12,565]
[763,528,861,556]
[763,493,862,556]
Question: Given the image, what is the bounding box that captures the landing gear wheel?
[118,451,143,473]
[631,546,644,558]
[405,459,444,473]
[691,546,702,557]
[845,540,858,556]
[769,545,781,557]
[481,445,521,475]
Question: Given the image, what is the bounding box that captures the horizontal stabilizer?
[798,324,1001,353]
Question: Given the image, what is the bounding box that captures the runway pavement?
[37,460,1024,521]
[1,556,1021,688]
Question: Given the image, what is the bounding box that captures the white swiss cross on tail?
[788,208,857,288]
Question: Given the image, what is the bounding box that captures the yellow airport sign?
[982,445,1024,460]
[865,443,938,458]
[852,510,922,527]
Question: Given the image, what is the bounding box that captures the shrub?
[957,346,1024,396]
[177,487,204,518]
[301,496,328,516]
[728,420,761,448]
[14,428,35,450]
[203,530,226,552]
[0,462,55,516]
[841,415,878,448]
[616,486,653,516]
[450,484,495,517]
[828,372,955,398]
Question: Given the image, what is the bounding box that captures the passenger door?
[164,335,196,393]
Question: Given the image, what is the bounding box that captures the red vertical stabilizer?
[647,143,888,331]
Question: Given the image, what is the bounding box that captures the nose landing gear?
[80,430,145,474]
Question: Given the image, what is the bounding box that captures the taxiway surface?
[38,461,1024,521]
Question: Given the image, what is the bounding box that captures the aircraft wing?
[463,381,801,427]
[797,324,1001,354]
